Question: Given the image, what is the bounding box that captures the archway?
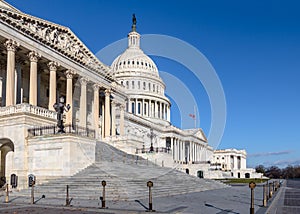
[0,138,14,187]
[245,173,250,178]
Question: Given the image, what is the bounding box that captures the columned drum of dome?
[111,16,171,125]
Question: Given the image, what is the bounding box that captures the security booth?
[28,174,36,187]
[10,174,18,188]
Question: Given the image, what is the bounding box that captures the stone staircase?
[11,141,226,201]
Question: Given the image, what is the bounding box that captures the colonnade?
[1,39,124,139]
[128,98,170,121]
[171,137,205,163]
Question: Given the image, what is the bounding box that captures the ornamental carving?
[0,7,112,78]
[47,61,59,71]
[4,39,19,52]
[79,77,88,85]
[65,69,75,79]
[28,51,41,62]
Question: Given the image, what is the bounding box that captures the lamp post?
[53,96,70,133]
[147,129,156,152]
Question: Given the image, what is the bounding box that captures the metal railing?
[28,124,95,138]
[135,147,171,154]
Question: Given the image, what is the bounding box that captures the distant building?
[211,149,263,179]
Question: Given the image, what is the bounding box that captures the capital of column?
[4,39,19,52]
[105,89,111,97]
[120,103,125,110]
[65,69,76,79]
[28,51,41,63]
[79,77,88,85]
[92,83,100,91]
[111,100,117,107]
[48,61,59,71]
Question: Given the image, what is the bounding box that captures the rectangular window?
[138,103,141,114]
[131,102,135,114]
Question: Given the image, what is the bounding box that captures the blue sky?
[5,0,300,168]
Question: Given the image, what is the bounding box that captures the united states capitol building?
[0,1,261,189]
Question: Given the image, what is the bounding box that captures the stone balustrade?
[0,103,57,119]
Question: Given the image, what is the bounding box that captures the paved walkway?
[0,181,283,214]
[266,179,300,214]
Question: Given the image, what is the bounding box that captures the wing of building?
[1,1,258,189]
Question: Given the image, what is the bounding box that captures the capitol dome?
[111,15,171,125]
[111,31,159,78]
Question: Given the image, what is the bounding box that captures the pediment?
[193,129,208,142]
[0,1,20,13]
[0,1,113,81]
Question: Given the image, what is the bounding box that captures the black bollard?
[263,184,267,207]
[269,182,273,198]
[249,181,256,214]
[31,181,35,204]
[5,183,9,203]
[101,180,107,209]
[66,185,70,206]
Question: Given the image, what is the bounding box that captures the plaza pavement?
[0,180,286,214]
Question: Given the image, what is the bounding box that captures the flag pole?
[194,105,196,129]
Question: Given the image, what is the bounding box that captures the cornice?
[0,5,114,82]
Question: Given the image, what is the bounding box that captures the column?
[135,98,138,115]
[173,138,177,161]
[167,105,171,121]
[104,89,111,137]
[28,51,40,106]
[190,142,193,162]
[65,70,75,125]
[0,77,3,105]
[93,84,99,138]
[4,39,19,106]
[101,101,105,138]
[171,137,174,158]
[148,100,152,117]
[48,61,58,110]
[79,77,88,127]
[111,101,116,136]
[160,102,162,119]
[120,104,125,136]
[142,99,145,116]
[15,58,23,104]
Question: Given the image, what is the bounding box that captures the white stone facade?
[211,149,263,179]
[0,0,229,189]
